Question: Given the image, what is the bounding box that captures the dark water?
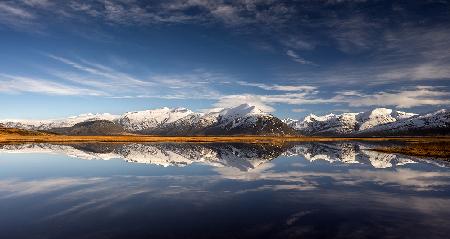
[0,142,449,239]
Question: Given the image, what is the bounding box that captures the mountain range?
[283,107,449,136]
[1,104,448,136]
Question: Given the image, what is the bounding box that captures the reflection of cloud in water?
[0,166,449,238]
[215,165,450,192]
[1,174,449,238]
[0,177,106,199]
[1,165,449,203]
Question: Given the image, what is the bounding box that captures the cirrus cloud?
[0,74,105,96]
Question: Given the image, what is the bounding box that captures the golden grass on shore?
[1,128,449,159]
[372,141,450,159]
[1,132,450,144]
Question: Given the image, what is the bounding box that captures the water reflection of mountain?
[0,143,287,171]
[0,142,442,170]
[283,142,420,168]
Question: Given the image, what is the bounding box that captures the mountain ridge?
[284,108,449,136]
[1,104,296,136]
[1,105,448,136]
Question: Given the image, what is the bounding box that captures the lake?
[0,142,449,239]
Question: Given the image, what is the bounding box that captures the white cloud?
[47,55,149,86]
[335,86,450,108]
[214,91,332,112]
[47,55,232,100]
[41,55,232,100]
[214,94,275,112]
[260,92,333,105]
[0,0,296,32]
[0,74,105,96]
[286,50,315,65]
[378,63,450,81]
[210,5,241,24]
[0,2,34,19]
[215,86,450,112]
[22,0,52,7]
[336,90,363,96]
[0,2,39,30]
[237,81,317,92]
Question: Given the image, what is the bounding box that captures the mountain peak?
[304,113,335,122]
[119,106,195,131]
[370,108,392,115]
[218,104,268,118]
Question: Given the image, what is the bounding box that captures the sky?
[0,0,449,119]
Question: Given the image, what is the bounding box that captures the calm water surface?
[0,142,449,239]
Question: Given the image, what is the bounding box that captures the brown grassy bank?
[1,132,450,144]
[372,141,450,159]
[2,127,449,158]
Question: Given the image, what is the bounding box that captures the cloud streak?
[286,50,315,65]
[335,86,450,108]
[237,81,317,92]
[215,86,450,111]
[0,74,105,96]
[47,55,149,86]
[36,54,229,100]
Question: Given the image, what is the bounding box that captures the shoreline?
[1,135,449,159]
[1,135,450,144]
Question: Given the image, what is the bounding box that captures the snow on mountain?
[289,112,359,135]
[136,104,293,135]
[284,108,439,136]
[281,118,298,126]
[118,107,194,132]
[1,105,447,136]
[362,109,449,135]
[218,104,267,124]
[357,108,418,131]
[0,104,287,135]
[0,113,118,130]
[213,104,271,129]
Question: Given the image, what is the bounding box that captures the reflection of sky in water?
[0,142,449,239]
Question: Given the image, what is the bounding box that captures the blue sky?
[0,0,449,119]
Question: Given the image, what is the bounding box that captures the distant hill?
[47,120,126,136]
[0,125,52,136]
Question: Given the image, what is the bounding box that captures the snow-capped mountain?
[284,112,359,135]
[0,113,118,130]
[359,109,449,136]
[118,107,194,132]
[1,106,448,136]
[0,104,295,136]
[285,108,448,136]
